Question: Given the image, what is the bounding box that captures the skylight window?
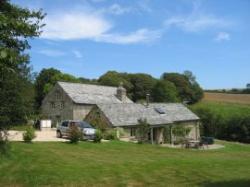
[154,107,165,114]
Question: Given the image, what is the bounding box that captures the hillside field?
[203,92,250,105]
[0,141,250,187]
[191,100,250,119]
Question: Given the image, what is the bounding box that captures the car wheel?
[57,131,62,138]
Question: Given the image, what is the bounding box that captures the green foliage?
[93,129,103,143]
[68,125,82,144]
[0,130,10,155]
[152,80,179,102]
[34,68,98,109]
[137,119,150,144]
[104,129,118,140]
[0,0,44,128]
[98,71,133,94]
[98,71,157,102]
[34,68,83,108]
[23,126,36,143]
[172,125,191,137]
[128,73,157,101]
[161,71,203,103]
[191,101,250,143]
[171,125,192,145]
[163,126,171,143]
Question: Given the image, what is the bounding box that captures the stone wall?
[73,104,94,121]
[84,106,112,129]
[42,84,97,126]
[41,84,74,126]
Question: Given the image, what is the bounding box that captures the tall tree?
[161,71,203,104]
[128,73,157,101]
[0,0,45,128]
[34,68,61,108]
[98,71,133,98]
[152,80,179,102]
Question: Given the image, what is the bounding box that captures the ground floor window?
[130,128,136,136]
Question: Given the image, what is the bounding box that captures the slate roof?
[58,82,133,104]
[97,103,199,127]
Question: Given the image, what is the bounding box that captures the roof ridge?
[57,81,118,89]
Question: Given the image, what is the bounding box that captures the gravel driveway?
[8,128,68,142]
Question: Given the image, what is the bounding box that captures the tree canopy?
[34,68,96,109]
[161,71,203,104]
[0,0,45,127]
[152,80,179,102]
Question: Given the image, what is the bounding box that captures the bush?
[191,102,250,143]
[23,126,36,143]
[172,125,191,137]
[94,129,102,143]
[137,119,150,144]
[104,129,118,140]
[0,130,10,155]
[68,125,82,144]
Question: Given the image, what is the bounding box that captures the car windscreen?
[79,122,93,128]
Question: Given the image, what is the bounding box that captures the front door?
[149,128,164,144]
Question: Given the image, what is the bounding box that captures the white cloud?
[42,12,112,40]
[72,50,83,58]
[164,1,231,32]
[215,32,230,42]
[164,15,230,32]
[106,4,131,15]
[41,11,161,44]
[38,49,65,57]
[96,29,162,44]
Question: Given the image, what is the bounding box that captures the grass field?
[191,100,250,119]
[203,92,250,105]
[1,141,250,187]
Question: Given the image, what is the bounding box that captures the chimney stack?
[116,82,126,102]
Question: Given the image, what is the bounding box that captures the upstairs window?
[55,91,61,100]
[50,102,55,109]
[60,101,64,109]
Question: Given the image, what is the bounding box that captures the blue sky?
[13,0,250,89]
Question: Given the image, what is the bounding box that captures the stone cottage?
[85,103,200,144]
[42,81,200,143]
[41,81,133,126]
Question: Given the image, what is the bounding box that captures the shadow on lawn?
[202,179,250,187]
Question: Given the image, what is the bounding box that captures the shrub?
[23,126,36,143]
[68,125,82,144]
[172,125,191,137]
[94,129,103,143]
[116,127,125,137]
[104,129,118,140]
[137,119,150,144]
[0,130,10,155]
[191,102,250,143]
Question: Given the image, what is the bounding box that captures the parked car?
[57,120,96,140]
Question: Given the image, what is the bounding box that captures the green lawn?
[1,141,250,187]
